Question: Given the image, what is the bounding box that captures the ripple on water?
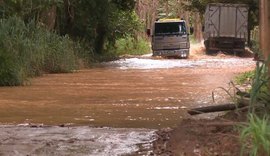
[103,57,255,70]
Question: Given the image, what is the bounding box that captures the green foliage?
[92,36,151,62]
[1,0,141,56]
[57,0,141,54]
[235,71,255,85]
[234,57,270,110]
[250,40,260,57]
[0,0,62,21]
[42,35,77,73]
[108,10,143,43]
[157,0,192,19]
[0,17,78,86]
[250,61,270,108]
[0,0,146,85]
[238,49,270,156]
[240,114,270,156]
[112,0,136,11]
[250,26,260,58]
[114,36,150,56]
[189,35,200,44]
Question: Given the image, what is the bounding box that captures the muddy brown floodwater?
[0,56,254,128]
[0,44,255,155]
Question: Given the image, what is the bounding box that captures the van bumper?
[153,49,189,58]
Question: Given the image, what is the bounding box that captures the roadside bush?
[42,34,78,73]
[235,70,255,85]
[114,36,150,56]
[239,51,270,155]
[240,114,270,156]
[0,17,79,86]
[91,35,150,62]
[235,59,269,108]
[73,40,96,67]
[249,61,270,108]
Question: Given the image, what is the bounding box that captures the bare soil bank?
[152,110,249,156]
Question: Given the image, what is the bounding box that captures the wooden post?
[260,0,270,58]
[260,0,270,83]
[264,0,270,77]
[259,0,265,55]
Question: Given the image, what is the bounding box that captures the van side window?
[179,24,186,34]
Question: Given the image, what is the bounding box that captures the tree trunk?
[194,12,203,42]
[39,6,57,31]
[64,0,74,34]
[165,0,169,17]
[184,11,190,31]
[135,0,158,35]
[95,23,106,54]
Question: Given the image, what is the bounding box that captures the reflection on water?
[0,56,255,128]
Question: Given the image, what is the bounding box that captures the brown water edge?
[0,65,254,129]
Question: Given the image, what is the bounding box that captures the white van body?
[204,3,249,53]
[151,19,190,58]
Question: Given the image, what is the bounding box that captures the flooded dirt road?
[0,45,255,155]
[0,54,254,128]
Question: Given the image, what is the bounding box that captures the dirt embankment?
[152,113,248,156]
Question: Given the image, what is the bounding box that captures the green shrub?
[240,114,270,156]
[0,17,80,86]
[114,36,150,56]
[235,61,269,108]
[239,50,270,156]
[0,17,29,85]
[97,35,150,62]
[0,49,26,86]
[250,61,270,108]
[235,71,255,85]
[42,34,78,73]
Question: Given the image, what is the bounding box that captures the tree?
[55,0,141,54]
[0,0,142,55]
[0,0,61,22]
[135,0,159,32]
[155,0,198,40]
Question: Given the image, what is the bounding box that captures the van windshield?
[154,22,186,36]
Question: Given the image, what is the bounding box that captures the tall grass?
[235,70,255,85]
[240,114,270,156]
[114,35,150,56]
[239,46,270,155]
[249,61,270,109]
[0,17,79,86]
[95,35,150,62]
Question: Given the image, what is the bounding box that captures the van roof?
[156,18,185,23]
[207,3,248,8]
